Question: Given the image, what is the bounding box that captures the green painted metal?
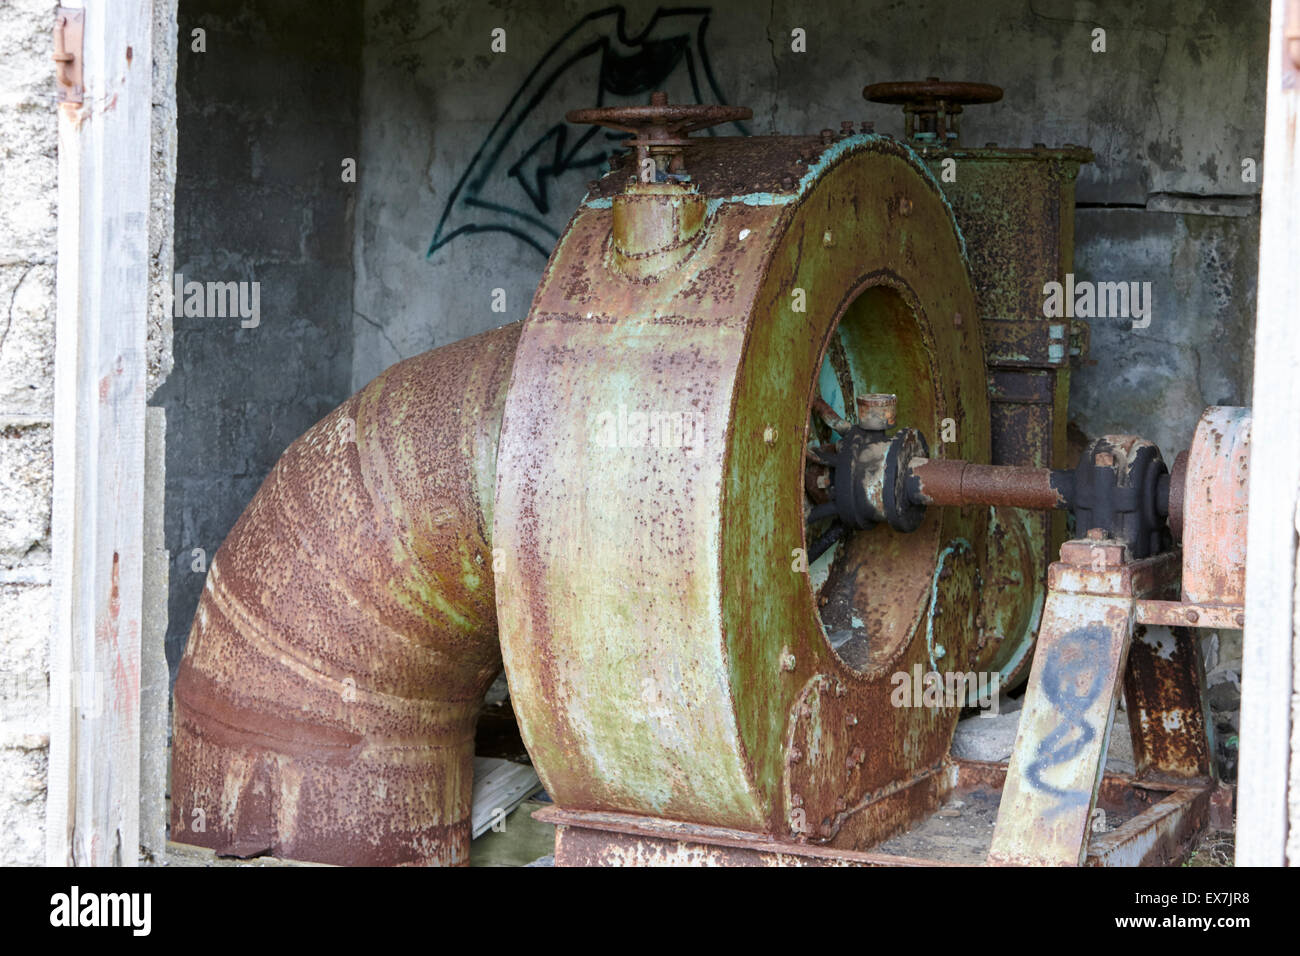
[495,135,995,846]
[918,145,1094,688]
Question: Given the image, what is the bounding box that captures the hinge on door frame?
[53,7,84,105]
[1286,0,1300,83]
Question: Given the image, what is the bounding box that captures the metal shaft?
[906,458,1074,511]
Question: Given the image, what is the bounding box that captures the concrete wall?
[354,0,1265,434]
[352,0,1265,774]
[158,0,362,674]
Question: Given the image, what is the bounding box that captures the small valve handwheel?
[567,91,751,180]
[863,77,1002,144]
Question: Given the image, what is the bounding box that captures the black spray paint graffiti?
[1024,623,1111,814]
[429,6,748,260]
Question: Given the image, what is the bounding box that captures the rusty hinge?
[982,318,1090,369]
[53,7,84,105]
[1287,0,1300,82]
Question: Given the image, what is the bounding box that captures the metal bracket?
[983,319,1090,369]
[53,7,84,105]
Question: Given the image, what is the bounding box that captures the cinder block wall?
[158,0,362,676]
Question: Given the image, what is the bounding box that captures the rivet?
[1186,609,1200,624]
[822,229,834,247]
[1235,613,1245,627]
[788,747,803,763]
[763,425,778,444]
[845,712,858,726]
[780,648,797,672]
[899,196,913,216]
[953,311,963,328]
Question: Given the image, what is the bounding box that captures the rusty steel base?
[537,760,1228,867]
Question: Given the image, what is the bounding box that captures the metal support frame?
[987,544,1218,865]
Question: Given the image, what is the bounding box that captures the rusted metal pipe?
[906,458,1073,510]
[170,322,520,866]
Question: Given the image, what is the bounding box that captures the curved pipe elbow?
[170,322,520,865]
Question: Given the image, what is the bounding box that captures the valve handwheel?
[567,91,751,180]
[863,77,1003,144]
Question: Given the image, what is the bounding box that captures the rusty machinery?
[171,80,1245,867]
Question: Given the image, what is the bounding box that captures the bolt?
[953,311,963,328]
[985,142,998,148]
[1186,609,1200,624]
[587,180,600,192]
[899,196,913,216]
[845,712,858,726]
[834,681,847,698]
[1033,142,1047,149]
[1087,528,1107,541]
[1095,451,1115,467]
[820,128,835,144]
[781,175,795,189]
[1235,613,1245,627]
[856,393,897,430]
[780,649,797,672]
[816,474,830,489]
[835,796,847,811]
[788,747,803,763]
[860,121,874,134]
[799,703,811,717]
[840,120,854,137]
[974,613,986,630]
[822,229,834,247]
[650,90,668,106]
[791,793,803,808]
[763,425,778,444]
[818,594,829,607]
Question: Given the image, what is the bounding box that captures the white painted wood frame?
[1238,0,1300,866]
[47,0,155,867]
